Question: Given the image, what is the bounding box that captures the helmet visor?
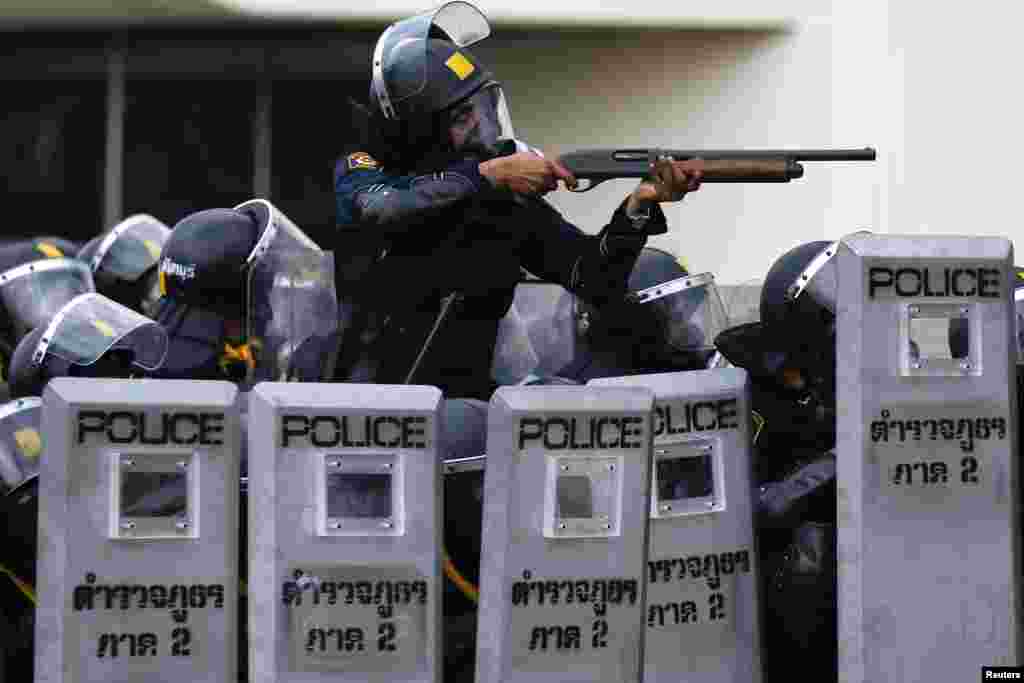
[788,241,839,315]
[0,398,41,491]
[0,259,95,340]
[91,214,171,283]
[372,1,491,118]
[35,293,168,370]
[238,199,338,384]
[447,83,515,155]
[631,273,731,356]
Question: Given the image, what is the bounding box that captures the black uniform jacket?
[333,152,666,400]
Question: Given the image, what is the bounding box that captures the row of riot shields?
[20,233,1024,683]
[32,370,761,683]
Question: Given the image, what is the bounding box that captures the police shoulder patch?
[347,152,380,172]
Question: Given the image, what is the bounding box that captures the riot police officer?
[77,214,171,318]
[339,5,703,679]
[151,199,336,385]
[715,239,840,683]
[334,0,704,401]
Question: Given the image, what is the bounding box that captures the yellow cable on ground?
[0,563,37,606]
[443,549,479,604]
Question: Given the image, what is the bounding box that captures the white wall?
[470,0,1024,283]
[223,0,798,28]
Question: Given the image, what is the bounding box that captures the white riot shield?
[476,386,654,683]
[589,369,761,683]
[247,383,443,683]
[836,234,1021,682]
[34,378,240,683]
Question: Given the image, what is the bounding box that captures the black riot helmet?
[491,247,729,384]
[77,214,171,318]
[7,293,168,400]
[716,240,839,447]
[585,247,730,369]
[154,199,336,385]
[718,239,839,379]
[366,1,515,169]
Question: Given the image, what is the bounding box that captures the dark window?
[122,80,256,227]
[0,80,106,242]
[270,79,367,249]
[326,472,392,518]
[656,455,714,501]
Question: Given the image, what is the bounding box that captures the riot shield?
[237,199,339,383]
[491,281,580,385]
[836,234,1021,682]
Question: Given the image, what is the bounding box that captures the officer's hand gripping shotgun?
[557,147,877,191]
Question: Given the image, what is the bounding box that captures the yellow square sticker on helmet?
[14,428,41,460]
[445,52,475,80]
[143,239,162,261]
[35,242,64,258]
[159,270,167,296]
[92,319,116,338]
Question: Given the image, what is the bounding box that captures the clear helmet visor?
[0,259,96,341]
[631,273,731,365]
[0,398,42,491]
[447,83,516,155]
[372,1,491,119]
[239,199,339,384]
[34,293,169,370]
[787,241,839,315]
[91,214,171,283]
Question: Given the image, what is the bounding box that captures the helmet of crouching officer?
[6,292,168,400]
[152,199,337,385]
[575,247,730,375]
[77,214,171,318]
[715,239,839,452]
[0,256,96,380]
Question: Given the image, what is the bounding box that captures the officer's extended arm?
[517,156,702,306]
[514,196,668,308]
